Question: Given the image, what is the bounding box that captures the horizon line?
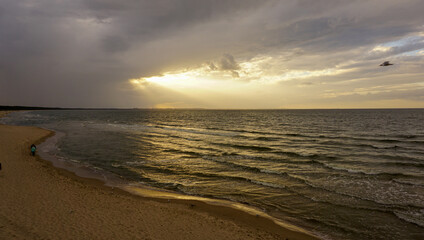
[1,105,423,111]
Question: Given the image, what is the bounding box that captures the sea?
[2,109,423,240]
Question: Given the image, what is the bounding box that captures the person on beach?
[30,144,36,156]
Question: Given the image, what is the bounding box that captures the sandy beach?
[0,111,319,240]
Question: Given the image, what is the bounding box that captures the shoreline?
[0,111,320,240]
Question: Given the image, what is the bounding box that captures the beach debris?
[380,61,394,66]
[30,144,36,156]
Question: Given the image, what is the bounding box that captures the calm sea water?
[2,109,424,239]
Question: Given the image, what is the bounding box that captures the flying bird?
[380,61,394,66]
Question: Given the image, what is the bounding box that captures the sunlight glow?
[144,71,213,89]
[371,45,392,52]
[129,54,351,93]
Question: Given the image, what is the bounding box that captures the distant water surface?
[2,109,424,240]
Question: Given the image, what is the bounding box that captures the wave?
[320,162,421,178]
[360,133,423,139]
[231,144,273,151]
[227,128,281,136]
[272,150,337,161]
[135,162,263,186]
[322,157,424,169]
[312,134,414,145]
[393,134,419,139]
[232,170,424,216]
[122,157,424,215]
[318,140,410,151]
[211,142,274,152]
[155,125,241,137]
[203,154,331,175]
[290,173,424,209]
[350,153,424,162]
[254,136,281,141]
[96,122,153,132]
[249,180,287,189]
[284,133,307,137]
[163,148,204,157]
[203,156,265,174]
[199,156,385,205]
[392,178,424,187]
[195,163,424,214]
[394,210,424,227]
[256,131,421,145]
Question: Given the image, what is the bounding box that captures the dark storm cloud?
[212,54,241,78]
[261,1,424,51]
[1,0,423,107]
[208,62,218,71]
[219,54,239,71]
[81,0,264,52]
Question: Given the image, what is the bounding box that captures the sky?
[1,0,424,109]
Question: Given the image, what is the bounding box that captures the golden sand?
[0,111,319,240]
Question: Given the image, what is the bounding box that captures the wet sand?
[0,111,319,240]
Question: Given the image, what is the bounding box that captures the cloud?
[365,36,424,60]
[298,82,314,87]
[1,0,424,108]
[218,54,239,71]
[208,54,241,78]
[208,62,218,71]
